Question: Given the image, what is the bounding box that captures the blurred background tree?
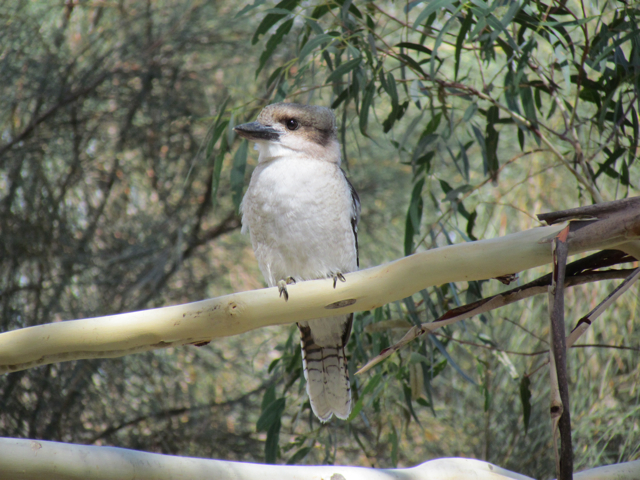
[0,0,638,478]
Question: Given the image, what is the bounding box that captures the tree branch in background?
[0,71,115,161]
[89,383,268,444]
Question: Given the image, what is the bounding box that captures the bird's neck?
[256,140,341,166]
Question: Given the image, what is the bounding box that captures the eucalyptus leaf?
[413,0,454,29]
[252,0,299,45]
[326,56,362,84]
[230,140,248,212]
[298,34,334,64]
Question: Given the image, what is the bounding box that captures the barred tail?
[299,315,353,422]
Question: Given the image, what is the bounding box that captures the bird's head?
[234,103,341,164]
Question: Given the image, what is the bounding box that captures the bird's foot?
[277,277,296,301]
[332,272,346,289]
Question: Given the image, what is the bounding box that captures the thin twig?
[434,334,640,357]
[566,267,640,348]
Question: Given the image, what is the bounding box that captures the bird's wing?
[342,170,360,268]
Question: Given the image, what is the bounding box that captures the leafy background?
[0,0,638,478]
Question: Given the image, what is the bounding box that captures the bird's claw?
[277,277,296,301]
[332,272,346,288]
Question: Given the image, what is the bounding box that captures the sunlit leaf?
[413,0,454,28]
[235,0,266,18]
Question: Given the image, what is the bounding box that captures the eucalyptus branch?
[0,438,637,480]
[3,196,639,375]
[0,439,540,480]
[1,224,568,374]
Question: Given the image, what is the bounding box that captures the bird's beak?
[234,122,281,142]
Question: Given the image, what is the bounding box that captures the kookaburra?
[234,103,360,422]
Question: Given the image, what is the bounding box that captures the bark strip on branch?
[537,196,640,225]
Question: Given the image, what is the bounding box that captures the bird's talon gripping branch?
[277,280,289,301]
[333,272,347,288]
[277,277,296,301]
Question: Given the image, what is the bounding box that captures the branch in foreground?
[0,438,548,480]
[1,200,638,375]
[0,438,638,480]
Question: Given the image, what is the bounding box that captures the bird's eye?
[285,118,299,131]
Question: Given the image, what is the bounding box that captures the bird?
[234,102,360,422]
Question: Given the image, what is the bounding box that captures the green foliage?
[520,376,532,434]
[231,0,639,475]
[2,0,640,477]
[404,178,425,256]
[258,387,285,463]
[0,0,265,464]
